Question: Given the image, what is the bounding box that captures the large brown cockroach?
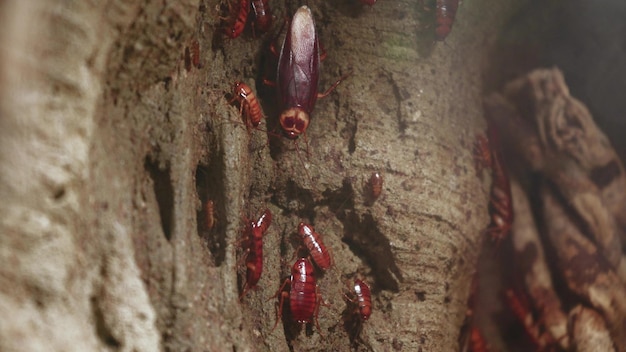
[275,6,348,139]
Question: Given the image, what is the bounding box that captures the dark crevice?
[195,164,226,266]
[319,178,401,292]
[589,159,621,189]
[90,293,121,348]
[320,177,355,214]
[341,212,402,292]
[340,111,358,155]
[145,157,175,242]
[270,179,317,220]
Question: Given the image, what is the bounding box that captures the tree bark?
[0,0,521,351]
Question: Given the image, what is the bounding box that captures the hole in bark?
[341,113,357,155]
[320,177,355,214]
[144,157,175,241]
[340,212,402,292]
[195,164,226,266]
[271,179,317,220]
[52,187,66,200]
[415,291,426,301]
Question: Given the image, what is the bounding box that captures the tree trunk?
[0,0,520,351]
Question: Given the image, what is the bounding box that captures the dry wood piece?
[509,178,569,350]
[482,67,626,351]
[484,68,626,276]
[569,305,615,352]
[542,184,626,350]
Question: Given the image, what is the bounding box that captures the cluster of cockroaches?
[223,4,377,339]
[470,124,554,351]
[237,214,374,336]
[216,0,459,343]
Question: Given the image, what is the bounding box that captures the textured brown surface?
[0,0,519,351]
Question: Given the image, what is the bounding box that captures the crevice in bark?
[195,163,226,266]
[341,212,402,293]
[91,294,122,348]
[145,156,175,242]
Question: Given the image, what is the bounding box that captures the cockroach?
[204,199,216,230]
[503,288,544,349]
[435,0,459,41]
[467,326,489,352]
[368,172,383,201]
[239,208,272,299]
[228,81,264,128]
[271,258,325,333]
[275,6,348,139]
[343,278,372,343]
[190,39,201,69]
[473,128,512,243]
[251,0,272,34]
[352,279,372,321]
[223,0,250,39]
[298,222,332,271]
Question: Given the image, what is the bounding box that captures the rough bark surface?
[0,0,520,351]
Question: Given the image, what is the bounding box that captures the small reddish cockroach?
[228,81,264,128]
[352,279,372,321]
[343,279,372,342]
[190,39,201,69]
[253,207,271,234]
[223,0,250,39]
[435,0,459,41]
[298,222,332,271]
[204,199,216,230]
[467,326,489,352]
[473,128,513,243]
[368,172,383,201]
[239,209,272,299]
[271,258,325,334]
[250,0,272,34]
[503,289,544,349]
[276,6,348,140]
